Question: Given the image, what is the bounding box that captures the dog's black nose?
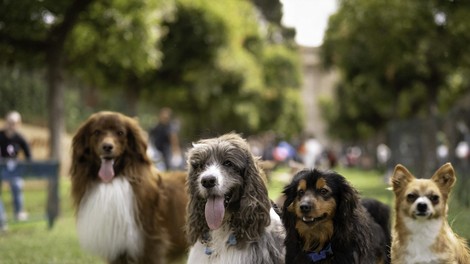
[201,175,217,189]
[300,203,312,213]
[102,143,114,152]
[417,202,427,212]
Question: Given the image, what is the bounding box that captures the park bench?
[0,160,60,229]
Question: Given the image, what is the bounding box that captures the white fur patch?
[76,177,142,260]
[403,216,445,263]
[198,164,226,195]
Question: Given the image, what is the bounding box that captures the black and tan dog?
[282,169,390,264]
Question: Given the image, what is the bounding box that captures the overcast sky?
[281,0,338,47]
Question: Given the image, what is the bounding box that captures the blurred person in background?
[0,111,32,231]
[149,107,182,171]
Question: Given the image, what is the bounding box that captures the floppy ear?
[70,116,97,209]
[185,146,211,245]
[335,174,360,223]
[185,191,209,245]
[282,172,304,215]
[124,117,151,163]
[431,163,456,196]
[281,173,302,235]
[71,117,94,167]
[391,164,414,194]
[231,151,271,242]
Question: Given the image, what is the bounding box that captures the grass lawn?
[0,179,102,264]
[0,167,469,263]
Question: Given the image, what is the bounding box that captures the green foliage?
[1,0,304,141]
[321,0,470,140]
[142,0,303,139]
[67,0,164,86]
[0,66,47,123]
[260,44,303,137]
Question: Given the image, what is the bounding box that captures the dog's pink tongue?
[205,196,225,230]
[99,159,115,183]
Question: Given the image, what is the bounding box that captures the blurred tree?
[141,0,303,139]
[1,0,304,145]
[321,0,470,141]
[66,0,165,116]
[0,0,165,158]
[0,0,96,159]
[252,0,283,24]
[260,44,303,138]
[0,66,47,123]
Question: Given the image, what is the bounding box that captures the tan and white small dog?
[391,163,470,264]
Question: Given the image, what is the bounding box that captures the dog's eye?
[93,130,101,136]
[223,160,233,167]
[116,130,125,136]
[406,193,417,202]
[429,195,439,204]
[191,161,201,170]
[297,190,305,197]
[319,188,329,196]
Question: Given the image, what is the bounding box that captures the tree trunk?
[125,77,140,117]
[44,0,96,160]
[46,49,65,160]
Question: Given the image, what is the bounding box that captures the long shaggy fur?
[70,111,188,264]
[185,133,285,264]
[282,169,390,264]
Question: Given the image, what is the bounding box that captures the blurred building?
[299,46,337,146]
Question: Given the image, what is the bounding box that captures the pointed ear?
[431,163,456,193]
[391,164,414,193]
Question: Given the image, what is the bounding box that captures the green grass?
[0,167,469,263]
[0,179,102,264]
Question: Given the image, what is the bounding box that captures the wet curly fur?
[70,111,188,264]
[185,133,285,264]
[282,169,391,264]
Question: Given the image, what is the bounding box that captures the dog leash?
[306,243,333,262]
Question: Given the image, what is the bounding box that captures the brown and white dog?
[391,163,470,264]
[70,111,188,264]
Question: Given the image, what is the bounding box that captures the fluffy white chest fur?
[403,217,446,263]
[76,177,142,260]
[187,208,283,264]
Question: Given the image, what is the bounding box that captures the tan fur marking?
[295,218,334,252]
[292,178,336,253]
[316,178,326,190]
[298,179,307,192]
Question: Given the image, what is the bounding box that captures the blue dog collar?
[307,243,333,262]
[203,232,238,255]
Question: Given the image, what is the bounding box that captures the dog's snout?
[417,202,427,212]
[201,175,217,189]
[300,202,312,213]
[102,143,114,152]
